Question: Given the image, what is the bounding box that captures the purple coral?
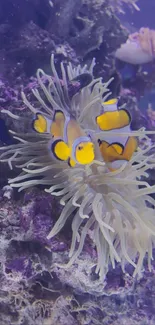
[5,256,33,279]
[20,189,67,251]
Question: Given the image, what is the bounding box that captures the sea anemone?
[1,55,155,280]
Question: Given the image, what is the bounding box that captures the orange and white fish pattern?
[96,98,138,170]
[32,109,95,167]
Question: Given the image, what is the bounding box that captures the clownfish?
[96,98,138,170]
[32,110,95,167]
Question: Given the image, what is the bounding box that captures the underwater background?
[0,0,155,324]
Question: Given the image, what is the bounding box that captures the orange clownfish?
[32,110,95,167]
[96,98,138,170]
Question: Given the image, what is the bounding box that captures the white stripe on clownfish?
[96,98,138,170]
[33,109,95,167]
[97,98,132,147]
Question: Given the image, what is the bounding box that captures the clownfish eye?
[78,145,83,150]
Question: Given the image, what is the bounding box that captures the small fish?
[68,73,93,99]
[33,113,52,134]
[96,98,138,170]
[32,110,95,167]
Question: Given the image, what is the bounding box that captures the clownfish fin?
[53,110,65,122]
[50,110,66,137]
[112,142,124,155]
[99,137,138,165]
[98,140,124,163]
[96,109,131,131]
[32,113,50,133]
[49,138,70,161]
[68,157,76,167]
[123,136,138,161]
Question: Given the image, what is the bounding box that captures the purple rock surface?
[0,1,154,325]
[0,184,154,325]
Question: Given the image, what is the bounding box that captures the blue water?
[119,0,155,30]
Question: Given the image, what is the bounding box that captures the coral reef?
[115,28,155,64]
[0,185,155,325]
[129,28,155,58]
[1,55,155,282]
[0,0,128,82]
[115,27,155,65]
[0,0,155,324]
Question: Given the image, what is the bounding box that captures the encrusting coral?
[115,27,155,65]
[0,55,155,280]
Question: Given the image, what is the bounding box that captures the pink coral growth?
[129,28,155,59]
[115,27,155,64]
